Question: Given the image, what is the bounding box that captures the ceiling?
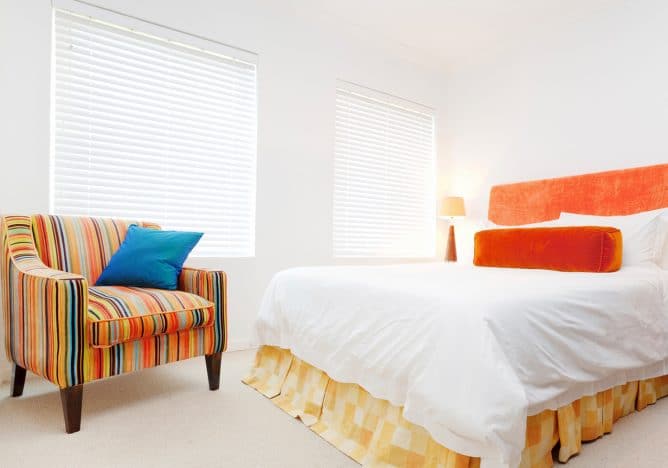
[290,0,623,70]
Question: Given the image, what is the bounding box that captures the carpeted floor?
[1,350,666,468]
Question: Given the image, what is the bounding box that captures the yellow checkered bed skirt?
[243,345,668,467]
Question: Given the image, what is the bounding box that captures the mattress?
[252,262,668,468]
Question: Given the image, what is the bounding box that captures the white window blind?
[333,85,436,258]
[52,7,257,257]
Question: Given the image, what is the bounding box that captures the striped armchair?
[1,215,227,433]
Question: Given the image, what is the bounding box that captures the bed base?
[243,345,668,468]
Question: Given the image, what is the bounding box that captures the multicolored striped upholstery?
[88,286,214,347]
[1,215,227,389]
[2,216,87,388]
[31,215,160,284]
[88,326,217,382]
[179,267,227,353]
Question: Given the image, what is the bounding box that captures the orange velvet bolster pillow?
[473,227,623,272]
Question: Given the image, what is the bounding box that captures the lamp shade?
[440,196,466,218]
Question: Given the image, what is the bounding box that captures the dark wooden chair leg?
[205,352,222,391]
[10,364,27,397]
[60,385,83,434]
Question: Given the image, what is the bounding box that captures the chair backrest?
[31,215,160,284]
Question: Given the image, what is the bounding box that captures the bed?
[244,163,668,468]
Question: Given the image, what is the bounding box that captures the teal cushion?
[95,225,203,290]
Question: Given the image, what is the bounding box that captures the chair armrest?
[1,216,88,388]
[179,267,228,352]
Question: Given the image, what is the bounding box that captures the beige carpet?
[0,350,666,468]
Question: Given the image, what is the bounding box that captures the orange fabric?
[488,163,668,225]
[473,227,622,272]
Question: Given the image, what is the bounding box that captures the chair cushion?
[88,286,214,348]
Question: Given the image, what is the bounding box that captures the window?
[333,83,436,257]
[52,5,257,257]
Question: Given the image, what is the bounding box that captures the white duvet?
[252,263,668,467]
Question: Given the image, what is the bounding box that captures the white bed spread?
[252,263,668,467]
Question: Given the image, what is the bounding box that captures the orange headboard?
[488,163,668,225]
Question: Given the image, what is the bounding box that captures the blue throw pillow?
[96,225,203,290]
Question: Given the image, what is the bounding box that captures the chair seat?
[88,286,214,348]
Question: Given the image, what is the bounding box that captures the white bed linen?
[252,263,668,467]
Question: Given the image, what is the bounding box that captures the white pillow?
[658,214,668,269]
[558,209,668,266]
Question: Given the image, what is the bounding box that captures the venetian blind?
[52,7,257,257]
[333,85,436,257]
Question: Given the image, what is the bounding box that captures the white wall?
[0,0,449,380]
[442,0,668,225]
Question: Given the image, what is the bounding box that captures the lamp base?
[445,224,457,262]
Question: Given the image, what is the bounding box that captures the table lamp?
[439,196,466,262]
